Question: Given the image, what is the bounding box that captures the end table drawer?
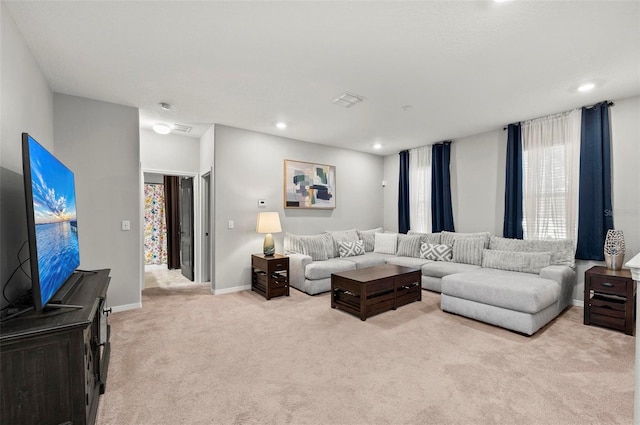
[589,276,627,295]
[270,261,288,272]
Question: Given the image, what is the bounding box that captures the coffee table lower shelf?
[331,265,421,321]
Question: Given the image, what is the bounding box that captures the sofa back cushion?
[482,249,551,274]
[452,237,485,266]
[357,227,384,252]
[374,232,397,255]
[489,236,574,268]
[396,234,422,258]
[441,231,491,248]
[407,230,441,245]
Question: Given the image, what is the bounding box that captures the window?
[409,146,431,233]
[521,109,581,247]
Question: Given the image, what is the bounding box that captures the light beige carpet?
[96,286,634,425]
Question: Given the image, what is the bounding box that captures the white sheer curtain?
[409,146,432,233]
[521,108,581,249]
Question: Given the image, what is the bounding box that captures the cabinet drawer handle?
[601,282,614,287]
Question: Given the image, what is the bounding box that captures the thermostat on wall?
[258,199,266,208]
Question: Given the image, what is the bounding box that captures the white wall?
[450,129,506,234]
[140,129,200,174]
[0,2,55,307]
[214,125,384,292]
[53,94,141,310]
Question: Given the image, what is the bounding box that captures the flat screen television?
[22,133,81,311]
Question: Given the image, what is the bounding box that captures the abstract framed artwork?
[284,160,336,209]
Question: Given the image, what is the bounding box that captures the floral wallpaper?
[144,184,167,265]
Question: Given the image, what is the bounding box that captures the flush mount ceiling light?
[152,123,172,135]
[275,122,287,130]
[577,83,596,92]
[373,143,382,150]
[333,92,366,108]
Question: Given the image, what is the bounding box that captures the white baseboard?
[571,299,584,308]
[111,302,142,313]
[213,284,251,295]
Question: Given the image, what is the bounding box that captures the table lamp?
[256,212,282,256]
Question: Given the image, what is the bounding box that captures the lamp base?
[263,233,275,256]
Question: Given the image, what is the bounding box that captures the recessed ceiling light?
[276,122,287,130]
[373,143,382,150]
[153,123,172,135]
[577,83,595,92]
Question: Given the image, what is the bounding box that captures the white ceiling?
[6,1,640,156]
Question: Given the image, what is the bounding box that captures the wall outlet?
[121,220,131,231]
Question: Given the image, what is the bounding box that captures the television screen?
[22,133,80,310]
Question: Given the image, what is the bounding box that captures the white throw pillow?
[374,232,397,255]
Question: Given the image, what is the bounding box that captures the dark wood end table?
[251,254,289,300]
[584,266,635,335]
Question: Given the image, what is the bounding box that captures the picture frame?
[284,160,336,209]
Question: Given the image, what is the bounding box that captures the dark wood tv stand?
[0,269,111,425]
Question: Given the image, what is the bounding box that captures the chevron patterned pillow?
[420,243,453,261]
[338,240,365,258]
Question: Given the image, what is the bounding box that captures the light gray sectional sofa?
[283,229,576,335]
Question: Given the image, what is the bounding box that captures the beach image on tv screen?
[29,136,80,305]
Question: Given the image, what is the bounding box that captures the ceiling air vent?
[173,124,192,133]
[333,92,365,108]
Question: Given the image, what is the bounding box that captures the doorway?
[142,172,196,288]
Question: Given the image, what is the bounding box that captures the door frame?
[140,168,202,293]
[200,169,213,284]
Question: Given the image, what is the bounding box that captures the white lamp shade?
[256,212,282,234]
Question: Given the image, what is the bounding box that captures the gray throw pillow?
[338,240,365,258]
[420,243,453,261]
[298,233,333,261]
[452,237,485,266]
[327,229,360,258]
[396,234,422,258]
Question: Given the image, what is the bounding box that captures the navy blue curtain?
[503,123,523,239]
[431,142,455,232]
[398,150,410,233]
[576,101,613,260]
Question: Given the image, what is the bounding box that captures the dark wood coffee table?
[331,264,421,320]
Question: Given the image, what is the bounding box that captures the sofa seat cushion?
[305,258,356,280]
[421,262,481,278]
[441,270,560,314]
[341,252,390,268]
[385,256,433,269]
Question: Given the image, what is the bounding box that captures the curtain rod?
[502,101,614,130]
